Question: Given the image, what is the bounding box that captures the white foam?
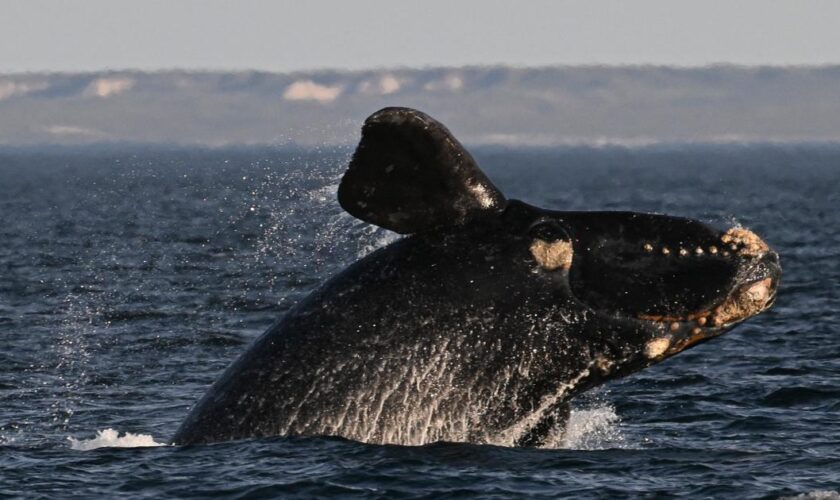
[68,428,166,451]
[543,404,627,450]
[781,492,840,500]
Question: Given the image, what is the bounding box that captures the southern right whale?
[173,107,781,446]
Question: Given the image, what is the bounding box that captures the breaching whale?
[173,107,781,447]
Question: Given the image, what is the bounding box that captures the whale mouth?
[638,253,780,325]
[556,214,781,362]
[711,275,777,326]
[638,250,780,358]
[702,248,781,328]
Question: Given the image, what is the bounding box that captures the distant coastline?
[2,65,839,146]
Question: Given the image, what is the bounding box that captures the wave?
[67,428,166,451]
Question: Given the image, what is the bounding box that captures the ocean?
[0,145,837,498]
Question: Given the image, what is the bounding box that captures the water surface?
[0,145,838,498]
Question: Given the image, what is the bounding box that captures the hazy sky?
[3,0,839,73]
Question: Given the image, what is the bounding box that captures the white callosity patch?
[530,239,573,271]
[644,337,672,359]
[68,428,165,450]
[721,226,770,257]
[712,277,773,326]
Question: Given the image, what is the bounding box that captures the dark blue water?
[1,145,838,498]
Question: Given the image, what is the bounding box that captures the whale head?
[509,202,780,369]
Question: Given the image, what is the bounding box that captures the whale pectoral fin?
[338,107,506,234]
[516,402,570,447]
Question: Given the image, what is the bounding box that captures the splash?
[356,227,401,258]
[68,428,166,451]
[550,404,626,450]
[245,158,399,293]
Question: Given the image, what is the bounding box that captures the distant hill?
[1,65,839,146]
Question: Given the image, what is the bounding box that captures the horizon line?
[4,138,840,152]
[3,62,840,77]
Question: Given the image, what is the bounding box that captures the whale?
[173,107,781,447]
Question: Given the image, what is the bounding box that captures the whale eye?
[528,219,570,242]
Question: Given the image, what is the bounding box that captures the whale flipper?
[338,107,506,234]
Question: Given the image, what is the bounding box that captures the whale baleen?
[173,107,781,446]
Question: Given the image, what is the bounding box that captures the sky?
[2,0,839,73]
